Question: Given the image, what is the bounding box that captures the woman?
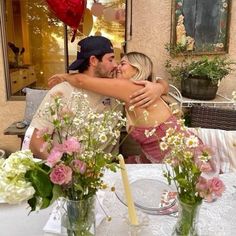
[49,52,179,163]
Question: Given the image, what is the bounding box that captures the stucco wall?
[0,38,25,154]
[127,0,236,95]
[0,0,236,154]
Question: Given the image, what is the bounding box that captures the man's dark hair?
[78,53,106,73]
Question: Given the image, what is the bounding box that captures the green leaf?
[177,178,189,188]
[28,196,37,212]
[107,163,117,172]
[50,185,63,204]
[74,183,84,192]
[27,169,53,198]
[40,197,51,209]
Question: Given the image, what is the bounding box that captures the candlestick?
[118,155,139,225]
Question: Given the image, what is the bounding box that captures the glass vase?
[61,196,96,236]
[172,198,202,236]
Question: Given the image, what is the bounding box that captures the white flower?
[0,150,36,204]
[3,150,34,175]
[172,109,180,115]
[111,140,117,145]
[0,180,35,204]
[143,110,149,121]
[160,142,168,151]
[99,133,108,143]
[198,154,211,162]
[166,128,175,137]
[170,102,178,107]
[185,135,199,148]
[114,130,120,138]
[128,105,135,111]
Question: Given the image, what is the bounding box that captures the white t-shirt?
[30,82,122,154]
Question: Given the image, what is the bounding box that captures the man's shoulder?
[51,81,75,91]
[48,81,80,96]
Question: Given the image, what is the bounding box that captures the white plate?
[115,178,177,215]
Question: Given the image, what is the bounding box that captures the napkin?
[158,190,178,215]
[43,191,106,234]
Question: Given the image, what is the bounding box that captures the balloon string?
[71,29,77,42]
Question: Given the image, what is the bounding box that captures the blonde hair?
[123,52,153,81]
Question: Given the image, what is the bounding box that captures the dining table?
[1,164,236,236]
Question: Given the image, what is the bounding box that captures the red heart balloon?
[46,0,86,41]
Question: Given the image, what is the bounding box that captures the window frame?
[0,0,129,101]
[0,0,69,101]
[0,0,12,100]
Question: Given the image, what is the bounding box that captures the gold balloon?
[114,47,123,61]
[82,8,93,36]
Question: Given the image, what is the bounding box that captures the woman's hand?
[129,80,168,108]
[48,74,68,88]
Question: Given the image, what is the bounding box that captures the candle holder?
[124,210,150,236]
[97,210,153,236]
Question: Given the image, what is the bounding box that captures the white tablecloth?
[1,164,236,236]
[96,164,236,236]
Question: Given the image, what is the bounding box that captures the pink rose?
[196,176,212,200]
[72,160,87,174]
[199,162,213,173]
[63,137,81,154]
[196,176,208,192]
[47,149,63,167]
[50,164,72,185]
[208,177,225,197]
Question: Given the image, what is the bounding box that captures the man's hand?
[130,79,169,108]
[48,73,68,88]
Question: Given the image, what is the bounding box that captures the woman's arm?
[48,73,168,106]
[30,129,49,160]
[65,74,139,103]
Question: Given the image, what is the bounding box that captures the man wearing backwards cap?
[30,36,168,159]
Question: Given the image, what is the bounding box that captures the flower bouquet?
[160,119,225,236]
[0,91,125,235]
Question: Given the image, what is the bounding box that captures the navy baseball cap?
[68,36,114,70]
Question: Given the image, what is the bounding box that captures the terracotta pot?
[181,76,218,100]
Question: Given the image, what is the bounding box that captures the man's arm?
[29,128,49,160]
[129,78,169,108]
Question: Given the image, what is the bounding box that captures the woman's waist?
[129,115,177,131]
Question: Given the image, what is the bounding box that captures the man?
[30,36,168,159]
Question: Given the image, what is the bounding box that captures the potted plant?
[165,46,234,100]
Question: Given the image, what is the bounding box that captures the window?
[0,0,126,100]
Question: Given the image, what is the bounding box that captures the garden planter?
[181,76,218,100]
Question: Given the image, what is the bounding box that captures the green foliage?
[165,44,235,85]
[26,163,53,211]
